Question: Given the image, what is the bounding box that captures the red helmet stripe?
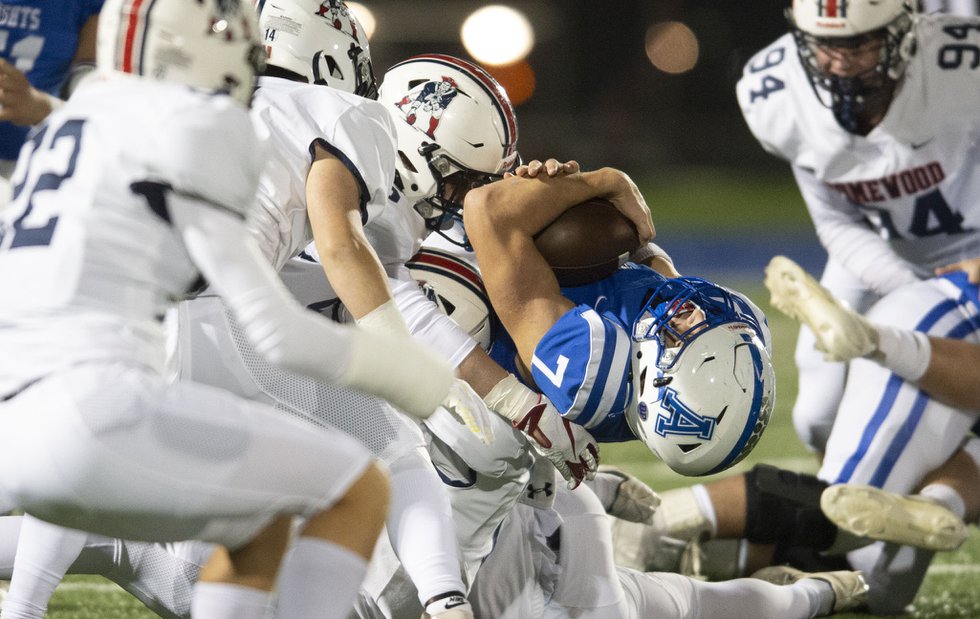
[407,249,489,301]
[121,0,151,74]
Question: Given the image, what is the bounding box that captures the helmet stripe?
[121,0,153,74]
[407,249,489,305]
[391,54,519,156]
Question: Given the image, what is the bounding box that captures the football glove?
[512,396,599,489]
[594,465,661,524]
[484,374,600,488]
[441,379,495,445]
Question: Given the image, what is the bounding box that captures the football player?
[173,8,595,617]
[163,4,483,617]
[736,0,980,457]
[0,1,472,618]
[464,163,777,478]
[615,253,980,614]
[0,0,102,203]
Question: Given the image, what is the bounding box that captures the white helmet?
[378,54,520,248]
[97,0,264,107]
[787,0,916,133]
[406,247,496,351]
[256,0,377,97]
[626,277,776,477]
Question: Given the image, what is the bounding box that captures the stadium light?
[645,21,699,74]
[347,2,376,40]
[461,5,535,66]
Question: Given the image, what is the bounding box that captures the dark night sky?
[365,1,793,171]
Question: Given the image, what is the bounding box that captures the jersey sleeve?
[148,95,265,219]
[530,306,634,435]
[735,34,800,162]
[794,164,921,294]
[299,91,397,226]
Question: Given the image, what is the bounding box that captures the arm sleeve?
[531,308,633,431]
[793,164,920,296]
[168,192,454,418]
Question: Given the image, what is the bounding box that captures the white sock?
[190,582,272,619]
[388,449,466,604]
[0,515,88,619]
[874,326,931,382]
[276,537,366,619]
[919,483,966,519]
[796,578,835,617]
[691,485,719,537]
[655,486,716,540]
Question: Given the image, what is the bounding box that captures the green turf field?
[20,168,980,617]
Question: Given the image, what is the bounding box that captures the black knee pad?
[743,464,837,550]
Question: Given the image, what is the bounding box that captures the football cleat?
[764,256,878,362]
[821,484,970,552]
[751,565,869,612]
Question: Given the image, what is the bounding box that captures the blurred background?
[352,0,827,279]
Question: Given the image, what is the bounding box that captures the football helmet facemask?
[257,0,377,98]
[787,0,916,134]
[626,278,776,476]
[97,0,265,107]
[378,54,520,249]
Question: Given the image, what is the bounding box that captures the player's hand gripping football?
[442,379,495,445]
[506,158,580,178]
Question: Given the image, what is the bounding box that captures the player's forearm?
[315,231,396,321]
[464,167,625,238]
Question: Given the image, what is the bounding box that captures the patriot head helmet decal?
[316,0,360,43]
[395,76,462,139]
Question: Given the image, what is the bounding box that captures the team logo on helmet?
[654,388,716,440]
[315,0,360,42]
[816,0,848,18]
[394,76,460,139]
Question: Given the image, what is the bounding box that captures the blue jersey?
[0,0,103,160]
[490,264,770,443]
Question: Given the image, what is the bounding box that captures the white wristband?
[483,374,538,422]
[629,242,674,267]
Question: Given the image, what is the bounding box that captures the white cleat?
[764,255,878,362]
[751,565,869,612]
[821,484,970,552]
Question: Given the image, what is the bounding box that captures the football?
[533,197,642,286]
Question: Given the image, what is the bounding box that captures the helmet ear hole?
[398,151,419,174]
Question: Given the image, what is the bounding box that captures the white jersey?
[0,77,262,395]
[737,14,980,292]
[248,76,398,271]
